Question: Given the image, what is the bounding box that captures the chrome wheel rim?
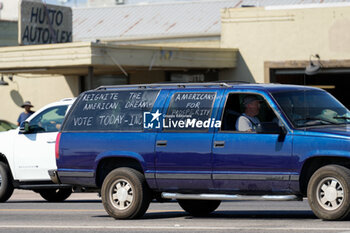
[109,179,133,210]
[0,173,2,187]
[316,177,344,211]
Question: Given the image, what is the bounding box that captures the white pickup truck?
[0,98,75,202]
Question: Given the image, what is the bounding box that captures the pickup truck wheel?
[101,168,151,219]
[307,165,350,220]
[178,199,221,216]
[38,188,72,202]
[0,162,14,202]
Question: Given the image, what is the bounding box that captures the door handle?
[214,141,225,148]
[156,140,167,147]
[46,140,56,143]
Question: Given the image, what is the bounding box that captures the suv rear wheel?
[37,188,72,202]
[0,162,14,202]
[101,167,151,219]
[178,199,221,216]
[307,165,350,220]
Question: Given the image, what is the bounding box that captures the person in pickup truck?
[17,101,35,126]
[236,95,261,132]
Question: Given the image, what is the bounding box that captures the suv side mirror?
[19,121,30,134]
[256,122,285,135]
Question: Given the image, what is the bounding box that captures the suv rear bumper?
[49,170,97,187]
[48,169,61,184]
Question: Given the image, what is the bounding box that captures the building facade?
[1,0,350,122]
[220,4,350,108]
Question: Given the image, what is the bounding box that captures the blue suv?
[51,83,350,220]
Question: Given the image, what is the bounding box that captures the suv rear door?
[155,89,224,191]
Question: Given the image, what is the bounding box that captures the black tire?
[101,167,151,220]
[0,161,14,202]
[178,199,221,216]
[38,188,72,202]
[307,165,350,220]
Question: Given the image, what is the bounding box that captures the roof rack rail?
[210,80,252,84]
[95,82,233,90]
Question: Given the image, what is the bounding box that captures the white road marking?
[0,208,183,212]
[0,225,348,231]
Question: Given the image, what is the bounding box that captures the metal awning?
[0,42,237,76]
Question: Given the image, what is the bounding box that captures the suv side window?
[163,92,216,132]
[221,93,278,132]
[63,90,159,132]
[29,105,68,133]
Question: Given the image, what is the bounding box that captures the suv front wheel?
[101,167,151,219]
[307,165,350,220]
[178,199,221,216]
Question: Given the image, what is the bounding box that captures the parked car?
[0,98,75,202]
[0,120,16,132]
[51,83,350,220]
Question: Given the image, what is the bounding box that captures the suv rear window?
[164,92,216,131]
[63,90,159,132]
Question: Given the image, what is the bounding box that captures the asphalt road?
[1,190,350,233]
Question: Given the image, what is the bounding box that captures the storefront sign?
[19,1,72,45]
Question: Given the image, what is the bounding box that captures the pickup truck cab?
[0,98,75,202]
[53,83,350,220]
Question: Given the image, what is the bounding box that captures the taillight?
[55,132,61,159]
